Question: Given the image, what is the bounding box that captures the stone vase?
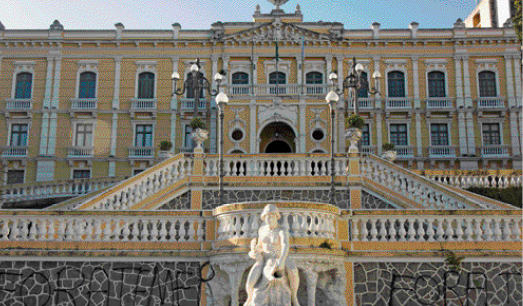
[382,150,397,162]
[158,151,174,160]
[191,128,209,150]
[345,127,363,154]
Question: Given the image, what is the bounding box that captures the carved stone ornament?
[258,100,298,126]
[245,204,300,306]
[191,128,209,149]
[346,128,362,154]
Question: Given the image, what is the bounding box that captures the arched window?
[138,72,155,99]
[428,71,446,98]
[306,72,323,84]
[358,72,369,98]
[478,71,497,97]
[186,72,204,98]
[387,71,405,97]
[232,72,249,85]
[79,72,97,99]
[14,73,33,99]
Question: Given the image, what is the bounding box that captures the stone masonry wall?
[354,262,523,306]
[0,261,213,306]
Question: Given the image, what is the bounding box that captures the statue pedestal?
[250,266,292,306]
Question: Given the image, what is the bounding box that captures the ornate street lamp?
[216,92,229,206]
[325,90,339,205]
[328,57,381,115]
[171,58,226,119]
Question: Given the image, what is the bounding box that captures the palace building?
[0,2,521,306]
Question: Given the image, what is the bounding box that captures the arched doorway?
[259,122,296,153]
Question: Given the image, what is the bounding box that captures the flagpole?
[251,36,255,96]
[301,35,305,95]
[275,35,279,97]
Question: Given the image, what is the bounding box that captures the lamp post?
[325,90,339,205]
[328,57,381,116]
[171,58,225,120]
[216,92,229,206]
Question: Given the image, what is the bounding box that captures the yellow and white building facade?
[0,3,521,306]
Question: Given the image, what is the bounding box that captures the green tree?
[514,0,522,40]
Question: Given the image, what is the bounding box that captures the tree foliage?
[466,186,522,208]
[514,0,522,41]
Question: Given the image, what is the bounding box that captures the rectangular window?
[72,169,91,179]
[390,124,408,146]
[75,124,93,147]
[185,125,193,148]
[7,170,24,185]
[10,124,28,147]
[135,125,153,147]
[361,124,370,146]
[482,123,501,145]
[430,124,449,146]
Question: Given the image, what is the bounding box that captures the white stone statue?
[244,204,300,306]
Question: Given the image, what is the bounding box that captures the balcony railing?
[428,174,522,189]
[361,146,377,155]
[480,145,510,157]
[477,97,505,108]
[348,98,374,109]
[67,146,94,158]
[1,146,28,158]
[130,98,157,110]
[394,145,414,157]
[428,145,457,158]
[385,97,412,109]
[180,98,207,110]
[5,99,32,110]
[225,84,329,96]
[129,146,155,158]
[426,97,453,109]
[70,98,97,110]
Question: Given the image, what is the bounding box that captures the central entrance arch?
[259,122,296,153]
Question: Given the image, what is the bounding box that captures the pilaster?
[47,113,58,156]
[376,113,383,155]
[415,113,422,156]
[112,57,122,109]
[297,56,303,86]
[191,149,205,210]
[458,112,468,155]
[250,99,257,153]
[51,58,61,109]
[338,109,345,153]
[372,57,382,109]
[412,57,420,108]
[252,56,259,86]
[299,98,306,153]
[509,111,521,156]
[211,55,219,90]
[504,55,516,107]
[462,57,473,108]
[348,155,361,209]
[513,57,522,106]
[171,113,178,153]
[43,57,54,109]
[465,112,475,155]
[336,56,344,90]
[39,113,50,155]
[454,56,464,108]
[110,113,118,156]
[326,55,333,88]
[210,108,217,154]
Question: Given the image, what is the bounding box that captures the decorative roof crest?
[267,0,290,10]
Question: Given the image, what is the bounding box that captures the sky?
[1,0,479,30]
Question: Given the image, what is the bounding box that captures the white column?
[458,112,468,155]
[110,113,118,156]
[462,57,473,108]
[465,112,476,155]
[252,56,259,86]
[211,55,219,90]
[170,113,178,153]
[373,57,382,110]
[505,55,516,107]
[112,57,122,109]
[415,113,422,156]
[513,57,522,106]
[299,98,307,153]
[47,113,58,156]
[338,109,345,153]
[223,56,230,81]
[250,99,257,153]
[297,56,303,85]
[412,57,421,108]
[326,56,333,80]
[170,57,179,110]
[336,56,344,90]
[51,58,61,109]
[454,57,464,108]
[43,57,54,109]
[510,111,521,156]
[376,113,383,155]
[39,113,50,155]
[171,57,179,153]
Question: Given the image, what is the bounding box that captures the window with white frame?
[305,72,323,84]
[428,71,446,97]
[478,71,497,97]
[482,123,501,145]
[232,72,249,85]
[362,124,370,146]
[74,124,93,147]
[430,123,449,146]
[387,71,406,97]
[138,72,155,99]
[10,124,28,147]
[79,72,97,99]
[135,125,153,147]
[7,170,25,185]
[390,124,408,146]
[14,73,33,99]
[184,125,193,148]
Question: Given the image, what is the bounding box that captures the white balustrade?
[6,99,33,110]
[480,145,510,157]
[1,146,28,158]
[67,146,94,158]
[70,98,97,110]
[348,98,374,109]
[351,214,522,242]
[428,174,522,189]
[0,214,206,243]
[128,147,155,158]
[477,97,505,108]
[426,97,453,108]
[394,146,414,157]
[428,146,457,158]
[225,84,328,96]
[360,155,497,209]
[130,98,157,110]
[361,146,377,155]
[216,209,337,241]
[179,98,207,110]
[385,97,412,109]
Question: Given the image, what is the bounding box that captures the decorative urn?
[345,128,363,154]
[382,151,397,162]
[191,128,209,150]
